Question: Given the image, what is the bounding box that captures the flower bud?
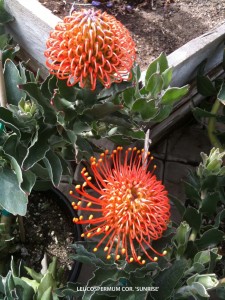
[196,274,219,290]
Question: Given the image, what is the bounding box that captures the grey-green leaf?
[0,168,28,215]
[161,85,189,105]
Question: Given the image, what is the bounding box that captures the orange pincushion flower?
[45,9,136,90]
[70,147,170,264]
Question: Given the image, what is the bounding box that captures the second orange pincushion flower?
[70,147,171,265]
[45,9,136,90]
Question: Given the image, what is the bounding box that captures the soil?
[38,0,225,70]
[14,190,79,282]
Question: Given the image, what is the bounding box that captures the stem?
[0,51,7,108]
[18,216,25,242]
[143,129,151,168]
[207,98,222,150]
[1,214,13,234]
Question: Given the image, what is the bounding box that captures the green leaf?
[55,282,84,298]
[145,73,163,97]
[152,259,188,300]
[194,248,219,266]
[208,250,222,273]
[192,107,217,119]
[43,150,63,187]
[22,128,54,170]
[0,33,10,50]
[48,257,57,279]
[145,53,168,86]
[0,0,14,24]
[73,121,91,134]
[40,286,52,300]
[57,78,78,102]
[200,192,220,216]
[196,229,224,250]
[197,75,217,97]
[122,87,135,108]
[21,170,36,194]
[162,67,173,89]
[152,105,173,122]
[24,266,43,283]
[218,82,225,104]
[20,277,39,293]
[214,209,225,228]
[70,243,112,269]
[161,85,189,105]
[4,59,26,105]
[132,98,157,121]
[12,276,35,299]
[37,273,55,299]
[97,81,132,101]
[0,168,27,215]
[183,207,202,233]
[84,102,123,119]
[75,136,94,163]
[184,181,200,203]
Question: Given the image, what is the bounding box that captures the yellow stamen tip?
[104,246,109,251]
[97,227,101,233]
[87,177,92,181]
[83,182,87,187]
[89,215,93,220]
[69,190,73,195]
[84,172,89,177]
[78,201,82,206]
[116,255,120,260]
[87,233,91,238]
[75,185,81,189]
[129,257,134,263]
[87,202,92,207]
[105,225,109,231]
[73,218,79,223]
[121,248,126,254]
[81,167,86,173]
[81,233,85,237]
[154,257,158,261]
[137,256,141,261]
[79,215,84,220]
[142,260,146,264]
[107,255,111,260]
[154,165,157,169]
[163,250,167,255]
[93,248,98,252]
[71,202,76,206]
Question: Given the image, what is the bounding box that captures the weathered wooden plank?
[4,0,61,76]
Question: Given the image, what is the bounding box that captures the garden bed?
[4,0,225,142]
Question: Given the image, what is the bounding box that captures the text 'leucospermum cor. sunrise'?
[45,9,136,90]
[70,147,171,264]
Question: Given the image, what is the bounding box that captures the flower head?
[45,9,136,90]
[70,147,170,264]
